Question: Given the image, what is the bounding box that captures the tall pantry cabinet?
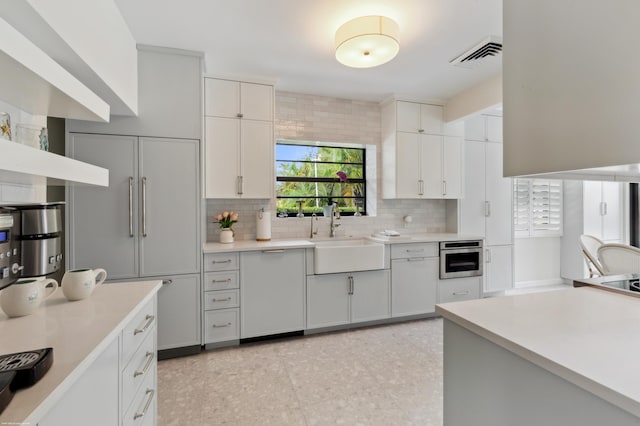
[67,46,203,358]
[458,115,514,293]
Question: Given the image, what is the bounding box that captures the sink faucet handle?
[333,204,341,219]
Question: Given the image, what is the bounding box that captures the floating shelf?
[0,139,108,186]
[0,17,110,122]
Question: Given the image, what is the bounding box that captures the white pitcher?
[0,277,58,317]
[62,268,107,301]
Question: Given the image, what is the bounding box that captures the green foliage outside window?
[276,142,366,216]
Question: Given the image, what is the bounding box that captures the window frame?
[275,141,367,217]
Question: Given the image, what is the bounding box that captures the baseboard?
[158,345,202,360]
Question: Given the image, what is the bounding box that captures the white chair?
[597,243,640,275]
[579,234,605,277]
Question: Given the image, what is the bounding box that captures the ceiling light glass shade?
[335,16,400,68]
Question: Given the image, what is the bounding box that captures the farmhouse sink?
[312,238,385,274]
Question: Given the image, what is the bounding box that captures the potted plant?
[214,211,238,243]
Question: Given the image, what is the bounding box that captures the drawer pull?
[406,249,425,253]
[212,322,232,328]
[133,352,155,378]
[212,278,232,283]
[133,389,155,420]
[212,259,232,264]
[134,315,155,335]
[453,291,470,296]
[212,297,232,302]
[263,249,285,253]
[407,257,426,262]
[162,279,173,285]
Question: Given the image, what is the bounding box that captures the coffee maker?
[7,203,63,278]
[0,208,22,290]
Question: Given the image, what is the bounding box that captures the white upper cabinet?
[464,115,503,142]
[205,79,273,121]
[396,101,443,134]
[382,100,463,199]
[583,181,624,243]
[204,77,274,199]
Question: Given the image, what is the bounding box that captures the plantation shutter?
[513,179,563,237]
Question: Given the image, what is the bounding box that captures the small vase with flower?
[214,211,238,243]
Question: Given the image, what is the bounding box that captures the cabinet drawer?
[122,330,156,414]
[438,277,481,304]
[204,289,239,310]
[203,271,239,291]
[391,243,438,259]
[204,308,239,343]
[122,298,156,365]
[204,252,239,271]
[123,363,156,426]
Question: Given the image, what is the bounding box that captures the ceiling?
[114,0,502,103]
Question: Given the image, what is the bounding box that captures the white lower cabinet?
[391,257,439,317]
[438,277,482,304]
[202,252,240,345]
[240,249,306,338]
[40,297,157,426]
[156,274,200,351]
[307,270,390,329]
[484,245,513,293]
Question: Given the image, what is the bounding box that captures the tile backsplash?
[206,91,447,242]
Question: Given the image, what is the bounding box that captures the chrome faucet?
[309,213,318,238]
[329,204,341,237]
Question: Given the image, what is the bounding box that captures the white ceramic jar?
[61,268,107,301]
[0,278,58,317]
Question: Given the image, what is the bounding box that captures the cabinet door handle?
[418,180,424,196]
[418,129,424,133]
[212,278,232,283]
[603,202,608,216]
[212,297,232,302]
[485,249,491,263]
[162,279,173,285]
[237,113,243,118]
[141,177,147,237]
[348,275,354,295]
[128,177,134,237]
[212,322,232,328]
[211,259,232,264]
[485,201,491,217]
[133,389,155,420]
[453,291,470,296]
[263,249,285,253]
[134,314,155,335]
[237,176,244,195]
[442,180,447,196]
[133,352,155,378]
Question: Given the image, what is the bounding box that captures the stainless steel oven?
[439,240,483,279]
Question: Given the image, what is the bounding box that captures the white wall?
[206,91,447,242]
[514,237,563,286]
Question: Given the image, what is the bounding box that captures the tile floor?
[157,318,444,426]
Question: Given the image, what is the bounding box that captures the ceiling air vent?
[450,36,502,69]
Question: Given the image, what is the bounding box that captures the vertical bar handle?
[442,180,447,196]
[348,275,354,295]
[418,180,424,196]
[128,177,134,237]
[141,177,147,237]
[485,248,492,263]
[237,176,244,195]
[603,202,608,216]
[599,201,605,216]
[485,201,491,217]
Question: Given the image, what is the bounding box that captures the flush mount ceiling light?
[335,15,400,68]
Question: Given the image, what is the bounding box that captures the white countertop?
[436,287,640,418]
[203,233,483,253]
[0,280,161,424]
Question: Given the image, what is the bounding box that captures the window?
[513,179,563,237]
[276,141,366,216]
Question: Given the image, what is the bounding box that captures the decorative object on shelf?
[256,208,271,242]
[38,127,49,151]
[335,15,400,68]
[215,211,238,243]
[0,113,11,141]
[15,123,45,149]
